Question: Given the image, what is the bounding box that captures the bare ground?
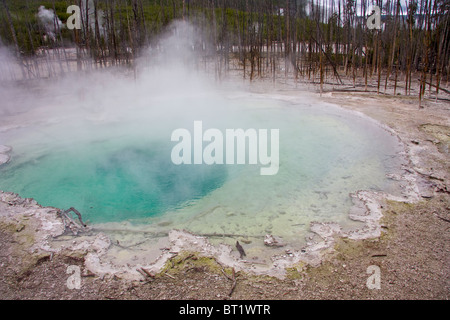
[0,79,449,300]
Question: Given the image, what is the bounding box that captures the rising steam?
[37,5,63,41]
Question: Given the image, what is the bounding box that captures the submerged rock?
[0,145,12,165]
[157,220,173,227]
[0,153,10,165]
[0,145,12,154]
[264,234,285,247]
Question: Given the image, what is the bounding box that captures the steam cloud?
[37,6,63,41]
[80,0,107,37]
[0,20,227,137]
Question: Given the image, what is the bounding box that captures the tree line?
[1,0,449,101]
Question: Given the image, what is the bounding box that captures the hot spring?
[0,73,407,260]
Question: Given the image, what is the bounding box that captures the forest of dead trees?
[1,0,449,102]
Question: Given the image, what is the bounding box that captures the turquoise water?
[0,94,405,245]
[0,141,227,222]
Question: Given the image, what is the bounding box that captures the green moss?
[0,221,20,234]
[285,264,306,280]
[157,251,228,277]
[333,237,370,259]
[0,219,55,278]
[419,124,450,144]
[0,220,35,247]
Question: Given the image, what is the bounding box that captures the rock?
[0,145,12,165]
[0,154,10,165]
[0,145,12,154]
[386,173,402,181]
[264,234,285,247]
[235,241,246,258]
[310,222,342,239]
